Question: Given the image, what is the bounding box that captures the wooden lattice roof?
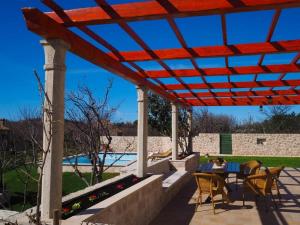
[22,0,300,107]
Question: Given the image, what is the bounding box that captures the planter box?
[62,175,164,225]
[61,174,145,219]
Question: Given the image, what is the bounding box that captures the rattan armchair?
[236,160,261,189]
[259,166,285,201]
[243,168,277,211]
[193,173,230,214]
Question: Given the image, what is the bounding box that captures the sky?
[0,1,300,123]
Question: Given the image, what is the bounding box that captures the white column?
[136,86,148,177]
[171,103,178,160]
[187,108,193,153]
[40,39,69,219]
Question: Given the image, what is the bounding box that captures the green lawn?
[200,155,300,167]
[4,167,118,211]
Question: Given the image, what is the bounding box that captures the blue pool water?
[63,153,137,166]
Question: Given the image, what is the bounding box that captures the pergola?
[22,0,300,220]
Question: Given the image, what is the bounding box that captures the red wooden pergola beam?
[90,0,194,105]
[186,95,300,106]
[109,40,300,61]
[144,64,300,78]
[164,79,300,90]
[177,89,300,98]
[22,7,186,105]
[45,0,300,26]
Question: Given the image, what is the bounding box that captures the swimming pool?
[63,152,137,166]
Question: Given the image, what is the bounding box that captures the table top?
[197,162,241,174]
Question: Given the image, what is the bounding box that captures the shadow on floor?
[149,179,197,225]
[150,168,300,225]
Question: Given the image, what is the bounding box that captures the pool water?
[63,153,137,166]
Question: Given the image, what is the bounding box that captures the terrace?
[17,0,300,224]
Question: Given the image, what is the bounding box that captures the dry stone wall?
[108,134,300,156]
[232,133,300,156]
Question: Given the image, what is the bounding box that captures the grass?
[4,167,118,212]
[200,155,300,167]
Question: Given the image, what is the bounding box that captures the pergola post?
[171,103,178,160]
[136,86,148,177]
[40,39,69,220]
[187,108,193,153]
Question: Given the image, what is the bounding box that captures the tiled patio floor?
[150,168,300,225]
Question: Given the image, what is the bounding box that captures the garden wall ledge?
[63,168,192,225]
[6,174,131,225]
[62,175,164,225]
[62,174,131,203]
[147,157,170,175]
[170,152,200,172]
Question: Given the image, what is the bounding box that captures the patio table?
[196,162,250,199]
[197,162,241,174]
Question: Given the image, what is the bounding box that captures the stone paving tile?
[150,168,300,225]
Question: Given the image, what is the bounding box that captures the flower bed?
[61,174,144,219]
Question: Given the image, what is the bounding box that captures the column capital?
[41,39,70,71]
[136,85,148,91]
[40,39,70,49]
[136,85,148,103]
[171,102,178,113]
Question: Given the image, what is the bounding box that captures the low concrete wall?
[83,175,164,225]
[62,153,199,225]
[62,172,191,225]
[147,158,170,175]
[170,153,200,172]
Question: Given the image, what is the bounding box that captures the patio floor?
[150,168,300,225]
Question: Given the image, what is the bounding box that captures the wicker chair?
[259,166,285,201]
[193,173,230,214]
[236,160,261,189]
[243,168,277,211]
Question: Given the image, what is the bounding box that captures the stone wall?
[193,133,220,155]
[109,134,300,157]
[232,133,300,156]
[109,136,171,153]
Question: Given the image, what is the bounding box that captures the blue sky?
[0,1,300,122]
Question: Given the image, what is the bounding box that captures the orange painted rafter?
[177,89,300,98]
[255,9,281,81]
[41,0,184,102]
[164,79,300,90]
[93,0,199,105]
[22,8,187,106]
[45,0,300,26]
[109,40,300,62]
[144,64,300,78]
[185,95,300,106]
[161,4,210,105]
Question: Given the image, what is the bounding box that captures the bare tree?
[66,80,119,185]
[193,108,237,134]
[17,70,54,225]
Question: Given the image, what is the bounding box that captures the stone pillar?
[187,108,193,153]
[40,39,69,219]
[171,103,178,160]
[136,86,148,177]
